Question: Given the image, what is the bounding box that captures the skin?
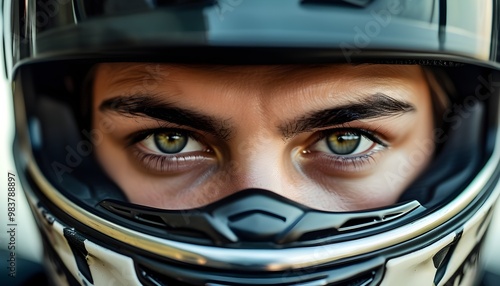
[92,63,434,211]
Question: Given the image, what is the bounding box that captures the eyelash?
[131,151,212,173]
[303,128,388,172]
[127,128,214,173]
[316,128,388,149]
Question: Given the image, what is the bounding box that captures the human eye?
[128,129,215,173]
[141,130,205,154]
[303,128,388,173]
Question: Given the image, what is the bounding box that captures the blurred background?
[0,23,43,285]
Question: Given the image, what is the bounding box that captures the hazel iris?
[154,131,188,154]
[326,131,361,155]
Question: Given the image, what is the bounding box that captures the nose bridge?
[229,128,287,192]
[221,77,298,197]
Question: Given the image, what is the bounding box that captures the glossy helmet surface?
[3,0,500,285]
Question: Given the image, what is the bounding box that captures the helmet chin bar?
[99,189,423,247]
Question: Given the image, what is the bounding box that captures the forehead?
[94,63,425,91]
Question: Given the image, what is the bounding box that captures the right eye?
[140,130,206,154]
[129,129,216,174]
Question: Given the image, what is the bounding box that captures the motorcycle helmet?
[2,0,500,285]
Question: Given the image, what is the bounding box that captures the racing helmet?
[2,0,500,285]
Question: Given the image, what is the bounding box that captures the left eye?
[140,131,205,154]
[310,130,379,156]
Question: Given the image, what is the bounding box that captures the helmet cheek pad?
[5,1,500,285]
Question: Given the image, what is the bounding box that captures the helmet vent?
[135,256,385,286]
[100,202,168,227]
[334,270,377,286]
[292,201,423,243]
[136,213,169,227]
[99,200,230,243]
[338,211,407,231]
[100,191,424,246]
[339,217,381,231]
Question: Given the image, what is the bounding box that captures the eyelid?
[129,145,215,174]
[127,129,215,174]
[125,127,203,147]
[302,128,390,174]
[316,128,389,148]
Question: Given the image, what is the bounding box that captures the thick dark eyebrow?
[279,93,416,138]
[99,95,232,139]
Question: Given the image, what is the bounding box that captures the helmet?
[3,0,500,285]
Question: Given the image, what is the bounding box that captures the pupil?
[154,132,188,154]
[327,131,361,155]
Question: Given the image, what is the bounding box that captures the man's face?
[92,63,434,211]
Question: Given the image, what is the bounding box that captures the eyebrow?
[100,93,414,141]
[279,93,416,138]
[99,95,232,140]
